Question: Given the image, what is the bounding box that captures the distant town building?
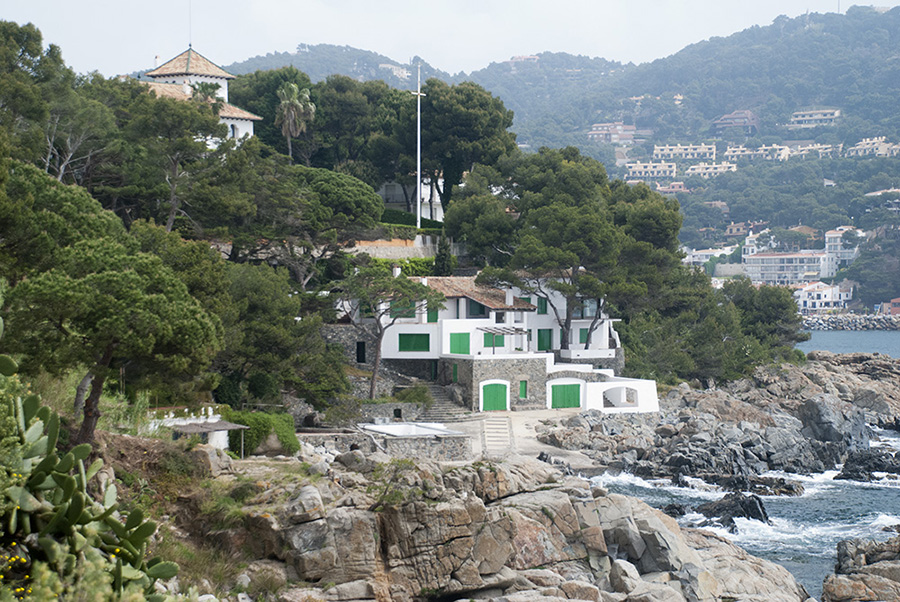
[724,144,790,161]
[625,161,676,179]
[682,246,737,267]
[144,48,261,139]
[712,110,759,135]
[845,137,899,158]
[587,122,635,144]
[725,221,768,238]
[379,64,411,80]
[703,201,730,218]
[793,281,853,314]
[742,251,838,285]
[788,108,841,129]
[786,142,843,158]
[653,143,716,161]
[684,162,737,179]
[656,181,690,195]
[824,226,864,265]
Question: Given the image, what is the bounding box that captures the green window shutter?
[450,333,470,354]
[519,380,527,398]
[483,333,504,347]
[398,333,430,352]
[520,296,531,305]
[537,329,552,351]
[427,306,438,322]
[390,300,415,318]
[579,328,589,344]
[537,297,548,314]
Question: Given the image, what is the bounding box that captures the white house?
[334,275,659,414]
[144,47,262,139]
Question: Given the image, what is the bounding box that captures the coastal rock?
[695,493,769,533]
[798,394,869,448]
[821,536,900,601]
[834,448,900,481]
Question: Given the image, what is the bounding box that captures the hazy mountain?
[223,44,452,90]
[225,6,900,153]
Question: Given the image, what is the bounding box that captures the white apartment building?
[626,161,677,179]
[653,143,716,161]
[788,108,841,129]
[684,162,737,179]
[724,145,790,161]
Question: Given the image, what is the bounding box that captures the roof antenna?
[189,0,193,48]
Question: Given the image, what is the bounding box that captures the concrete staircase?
[482,416,514,458]
[416,384,475,423]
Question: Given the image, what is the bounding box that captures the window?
[356,341,366,363]
[537,297,548,315]
[427,306,438,323]
[398,333,429,352]
[450,333,470,354]
[390,300,415,318]
[519,380,527,398]
[484,333,504,347]
[452,364,458,383]
[579,328,589,344]
[468,299,487,317]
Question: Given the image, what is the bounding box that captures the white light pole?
[412,64,426,229]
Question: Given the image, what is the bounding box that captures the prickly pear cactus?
[0,311,178,600]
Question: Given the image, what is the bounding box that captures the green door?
[482,383,507,411]
[551,384,581,409]
[537,329,552,351]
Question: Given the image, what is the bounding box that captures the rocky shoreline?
[534,350,900,601]
[802,314,900,330]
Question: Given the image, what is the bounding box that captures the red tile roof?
[146,48,234,79]
[421,277,535,311]
[144,82,261,121]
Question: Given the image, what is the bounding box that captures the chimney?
[154,55,160,68]
[420,277,428,286]
[391,264,401,278]
[505,287,514,306]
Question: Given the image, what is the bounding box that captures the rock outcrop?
[206,454,810,602]
[822,536,900,601]
[537,353,900,488]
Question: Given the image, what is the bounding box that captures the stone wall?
[296,431,471,461]
[359,402,426,423]
[439,356,550,411]
[322,324,375,365]
[382,435,471,461]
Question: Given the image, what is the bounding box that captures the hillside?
[223,43,453,90]
[225,7,900,155]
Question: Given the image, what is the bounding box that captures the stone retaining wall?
[803,315,900,331]
[359,402,426,422]
[296,431,471,461]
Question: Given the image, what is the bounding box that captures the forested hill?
[225,7,900,153]
[223,44,453,90]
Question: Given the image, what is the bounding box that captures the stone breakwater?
[802,314,900,330]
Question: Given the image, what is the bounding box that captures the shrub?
[222,409,300,455]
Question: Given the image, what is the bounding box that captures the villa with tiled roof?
[327,274,659,414]
[144,47,261,139]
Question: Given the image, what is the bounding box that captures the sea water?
[796,329,900,358]
[591,430,900,598]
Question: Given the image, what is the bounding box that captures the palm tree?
[275,82,315,163]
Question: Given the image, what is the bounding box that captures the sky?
[5,1,900,77]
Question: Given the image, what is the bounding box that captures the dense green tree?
[421,79,516,210]
[722,278,808,350]
[0,160,127,283]
[214,263,347,409]
[126,93,226,231]
[337,260,445,398]
[443,194,517,266]
[5,237,222,444]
